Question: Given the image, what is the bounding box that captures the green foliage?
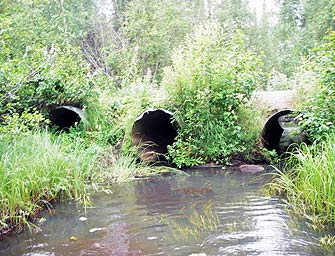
[163,22,262,167]
[268,133,335,228]
[291,59,319,107]
[0,0,93,50]
[236,105,276,162]
[0,131,101,232]
[95,150,182,184]
[320,235,335,253]
[217,0,254,29]
[273,0,335,76]
[298,31,335,141]
[0,109,48,134]
[0,43,94,114]
[0,0,96,122]
[273,0,304,76]
[99,0,257,86]
[163,202,220,242]
[105,0,191,83]
[252,2,278,82]
[301,0,335,50]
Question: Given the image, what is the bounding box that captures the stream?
[0,168,329,255]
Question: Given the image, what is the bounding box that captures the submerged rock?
[238,165,265,173]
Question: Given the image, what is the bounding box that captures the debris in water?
[79,216,87,221]
[32,227,42,234]
[89,227,106,233]
[38,217,47,224]
[147,236,158,240]
[70,236,78,241]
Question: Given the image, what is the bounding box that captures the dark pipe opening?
[132,109,178,163]
[49,106,83,131]
[261,109,293,153]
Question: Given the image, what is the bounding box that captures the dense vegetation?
[299,31,335,141]
[269,28,335,228]
[163,22,262,166]
[0,0,335,234]
[270,133,335,228]
[0,132,98,232]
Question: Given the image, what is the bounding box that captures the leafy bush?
[162,22,262,167]
[298,31,335,141]
[291,59,319,106]
[106,0,192,83]
[0,44,94,114]
[0,109,48,134]
[0,0,95,125]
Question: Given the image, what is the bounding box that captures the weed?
[0,130,100,233]
[266,133,335,228]
[163,201,220,242]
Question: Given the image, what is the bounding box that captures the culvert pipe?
[132,109,178,163]
[49,106,84,131]
[261,109,306,154]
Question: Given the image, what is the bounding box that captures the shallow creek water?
[0,168,328,255]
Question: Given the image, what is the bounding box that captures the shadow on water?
[0,167,327,256]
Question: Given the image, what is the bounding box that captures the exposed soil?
[253,90,295,111]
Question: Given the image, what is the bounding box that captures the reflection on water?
[0,168,326,255]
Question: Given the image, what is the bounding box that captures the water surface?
[0,168,326,255]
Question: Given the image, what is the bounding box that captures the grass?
[319,234,335,254]
[267,133,335,228]
[163,201,220,242]
[0,130,102,233]
[94,149,184,184]
[0,129,183,234]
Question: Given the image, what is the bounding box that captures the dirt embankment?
[253,90,295,111]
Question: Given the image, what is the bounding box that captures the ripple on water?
[0,170,326,256]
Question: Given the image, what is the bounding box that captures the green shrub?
[0,0,95,122]
[162,22,262,167]
[0,109,48,134]
[298,31,335,141]
[0,44,94,114]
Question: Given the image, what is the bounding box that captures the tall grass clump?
[0,131,101,233]
[269,133,335,227]
[94,151,182,184]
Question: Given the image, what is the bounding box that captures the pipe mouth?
[132,109,178,163]
[49,106,84,131]
[261,109,293,152]
[261,109,307,155]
